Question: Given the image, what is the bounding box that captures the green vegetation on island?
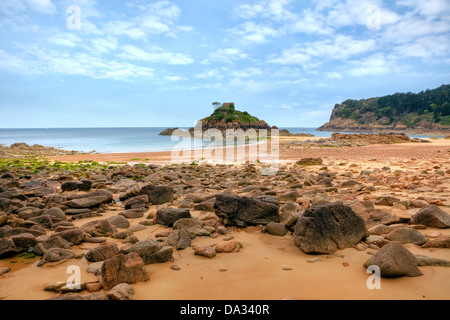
[318,84,450,133]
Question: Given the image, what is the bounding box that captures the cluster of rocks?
[0,143,90,158]
[0,156,449,299]
[288,133,430,148]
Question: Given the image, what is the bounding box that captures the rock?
[278,190,299,202]
[295,158,323,166]
[38,248,76,266]
[194,246,216,258]
[140,184,175,205]
[215,240,242,253]
[386,228,428,246]
[415,255,450,267]
[67,196,110,209]
[61,180,92,192]
[0,211,8,226]
[293,202,369,254]
[121,238,173,264]
[29,215,54,229]
[264,222,288,236]
[10,233,37,250]
[214,193,279,227]
[364,235,385,245]
[156,208,191,227]
[367,224,403,236]
[86,282,102,292]
[130,225,146,232]
[173,218,203,230]
[101,252,149,291]
[374,196,400,206]
[85,243,119,262]
[80,220,117,237]
[165,229,191,250]
[279,202,300,227]
[119,208,146,219]
[0,266,10,277]
[42,207,67,221]
[112,230,133,240]
[0,227,45,238]
[123,195,149,210]
[364,241,423,277]
[106,283,135,300]
[51,228,84,245]
[0,238,17,258]
[106,215,130,229]
[410,205,450,228]
[87,261,104,276]
[421,235,450,248]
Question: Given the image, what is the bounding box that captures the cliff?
[318,84,450,134]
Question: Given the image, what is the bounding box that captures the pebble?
[0,267,10,277]
[342,262,350,267]
[282,267,293,271]
[170,265,181,271]
[307,258,321,263]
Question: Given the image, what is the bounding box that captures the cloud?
[118,45,194,65]
[269,35,376,68]
[25,0,56,14]
[202,48,249,64]
[227,21,281,44]
[347,53,391,77]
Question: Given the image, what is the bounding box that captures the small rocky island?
[159,102,313,138]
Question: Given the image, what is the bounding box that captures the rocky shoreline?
[0,143,92,159]
[0,146,449,300]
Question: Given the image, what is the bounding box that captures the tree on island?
[212,102,222,109]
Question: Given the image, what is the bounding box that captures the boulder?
[10,233,37,250]
[165,230,191,250]
[42,207,67,222]
[264,222,288,236]
[194,246,216,258]
[85,243,119,262]
[214,194,279,227]
[364,241,423,277]
[123,195,149,210]
[295,158,323,166]
[0,238,17,258]
[386,228,428,246]
[140,185,175,205]
[106,215,130,229]
[410,205,450,229]
[279,202,300,227]
[215,240,242,253]
[293,202,369,254]
[119,208,146,219]
[80,220,117,237]
[156,208,191,227]
[100,252,149,291]
[121,238,173,264]
[67,196,110,209]
[51,228,84,245]
[33,236,71,256]
[38,248,76,266]
[106,283,135,300]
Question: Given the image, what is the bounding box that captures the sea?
[0,127,443,154]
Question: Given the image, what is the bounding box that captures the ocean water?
[0,127,441,154]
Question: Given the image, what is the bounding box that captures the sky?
[0,0,449,128]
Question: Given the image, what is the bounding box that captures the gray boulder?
[140,184,175,205]
[156,208,191,227]
[121,238,173,264]
[294,202,369,254]
[386,228,428,246]
[364,241,423,277]
[410,205,450,228]
[214,193,279,227]
[85,243,119,262]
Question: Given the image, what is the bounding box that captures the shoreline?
[46,137,450,164]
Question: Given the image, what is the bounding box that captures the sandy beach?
[1,137,449,301]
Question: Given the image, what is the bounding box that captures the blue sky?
[0,0,449,128]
